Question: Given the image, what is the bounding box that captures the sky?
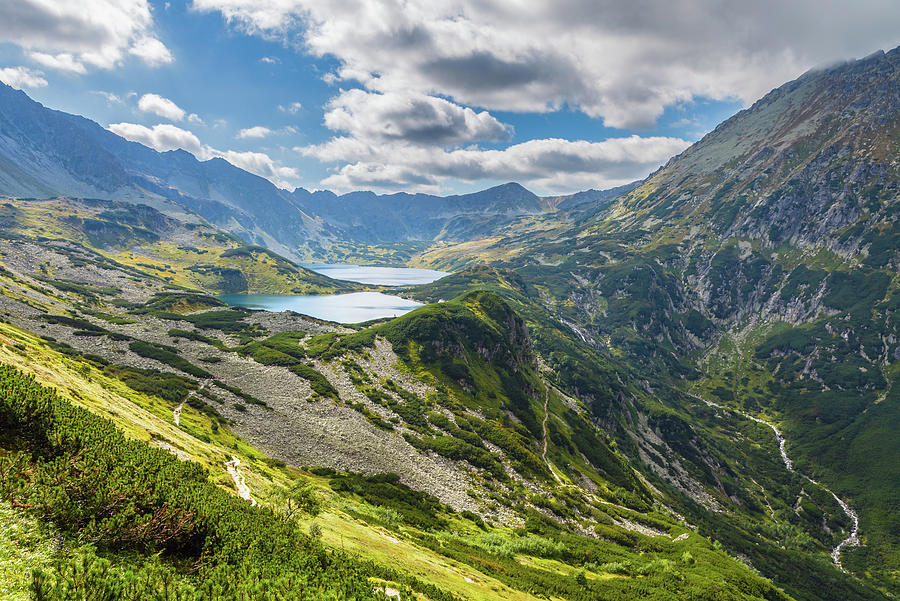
[0,1,898,196]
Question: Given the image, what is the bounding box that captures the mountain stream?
[696,395,860,571]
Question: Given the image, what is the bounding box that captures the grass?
[310,509,543,601]
[0,314,801,601]
[0,502,57,601]
[0,325,555,601]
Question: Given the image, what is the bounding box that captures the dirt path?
[541,387,565,486]
[225,456,257,506]
[541,388,550,459]
[173,401,185,426]
[695,393,859,571]
[174,380,210,427]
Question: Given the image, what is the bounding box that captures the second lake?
[302,263,449,285]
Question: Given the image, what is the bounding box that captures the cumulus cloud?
[211,149,298,185]
[193,0,900,129]
[0,0,173,72]
[0,66,47,89]
[108,122,204,155]
[298,86,686,193]
[29,52,87,74]
[323,89,511,146]
[138,93,186,121]
[260,56,280,64]
[237,126,273,139]
[108,122,297,188]
[129,36,174,66]
[303,135,690,194]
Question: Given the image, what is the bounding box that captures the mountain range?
[0,82,548,260]
[0,45,897,601]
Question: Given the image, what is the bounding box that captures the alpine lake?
[219,264,449,323]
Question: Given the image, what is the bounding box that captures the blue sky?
[1,1,898,195]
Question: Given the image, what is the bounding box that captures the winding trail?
[173,380,210,427]
[225,456,257,506]
[541,388,550,459]
[695,394,859,571]
[541,387,565,486]
[539,384,635,514]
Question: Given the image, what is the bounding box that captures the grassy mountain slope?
[0,196,798,600]
[0,197,355,295]
[394,47,900,598]
[405,269,891,601]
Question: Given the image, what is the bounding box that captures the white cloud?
[296,85,682,193]
[237,126,273,139]
[192,0,900,192]
[0,1,172,72]
[92,90,123,104]
[129,36,174,66]
[108,122,297,188]
[303,135,690,194]
[323,89,511,146]
[108,122,204,155]
[192,0,900,129]
[137,93,187,121]
[0,66,47,89]
[29,52,87,74]
[278,101,302,113]
[187,113,204,125]
[260,56,280,64]
[210,149,298,186]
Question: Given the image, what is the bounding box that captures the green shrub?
[0,365,392,601]
[290,364,339,400]
[128,340,212,379]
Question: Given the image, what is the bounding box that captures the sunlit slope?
[0,197,356,294]
[0,300,797,601]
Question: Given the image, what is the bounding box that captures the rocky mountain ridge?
[401,45,900,597]
[0,83,564,260]
[611,47,899,258]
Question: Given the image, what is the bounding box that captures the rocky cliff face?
[546,47,895,333]
[497,47,900,592]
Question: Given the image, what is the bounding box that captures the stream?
[696,395,860,571]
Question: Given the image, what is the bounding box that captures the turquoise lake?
[219,264,449,323]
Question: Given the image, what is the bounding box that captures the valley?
[0,227,793,601]
[0,41,898,601]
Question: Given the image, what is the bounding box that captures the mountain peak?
[493,181,532,193]
[607,42,899,256]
